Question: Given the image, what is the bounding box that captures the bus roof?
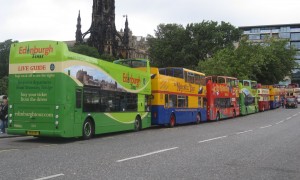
[158,67,205,76]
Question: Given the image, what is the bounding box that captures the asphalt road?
[0,107,300,180]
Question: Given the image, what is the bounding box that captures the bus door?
[75,87,83,124]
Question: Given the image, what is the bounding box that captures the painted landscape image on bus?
[64,65,126,92]
[241,88,255,106]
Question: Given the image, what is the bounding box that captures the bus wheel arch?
[134,115,142,131]
[169,113,176,128]
[82,117,95,140]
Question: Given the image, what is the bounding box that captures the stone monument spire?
[75,10,83,44]
[86,0,118,56]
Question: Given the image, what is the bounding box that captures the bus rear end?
[7,41,73,137]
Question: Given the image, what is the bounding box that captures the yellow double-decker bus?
[268,85,280,109]
[150,67,206,127]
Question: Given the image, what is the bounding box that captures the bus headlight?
[55,115,59,119]
[56,106,59,110]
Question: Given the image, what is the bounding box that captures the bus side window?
[76,89,82,108]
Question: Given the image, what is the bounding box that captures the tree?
[0,76,8,95]
[147,21,241,69]
[69,44,101,59]
[0,39,17,95]
[69,44,116,62]
[147,24,189,67]
[198,38,297,84]
[186,21,241,61]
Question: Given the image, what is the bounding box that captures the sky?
[1,0,300,42]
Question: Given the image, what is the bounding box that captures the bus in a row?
[150,67,207,127]
[239,80,258,115]
[8,40,151,139]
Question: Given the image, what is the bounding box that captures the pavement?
[0,129,20,138]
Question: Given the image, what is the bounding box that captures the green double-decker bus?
[7,40,151,139]
[239,80,258,115]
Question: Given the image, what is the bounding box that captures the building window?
[291,33,300,41]
[291,42,300,49]
[280,26,290,32]
[250,28,260,33]
[249,34,260,40]
[279,32,290,39]
[260,34,270,40]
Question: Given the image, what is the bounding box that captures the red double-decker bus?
[206,76,240,121]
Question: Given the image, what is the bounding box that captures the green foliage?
[0,76,8,95]
[198,38,297,84]
[0,39,17,77]
[0,39,17,95]
[69,44,116,62]
[69,44,101,59]
[148,21,241,69]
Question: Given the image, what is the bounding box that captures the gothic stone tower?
[75,11,83,44]
[87,0,118,56]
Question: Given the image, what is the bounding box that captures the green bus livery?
[8,40,151,139]
[239,80,258,115]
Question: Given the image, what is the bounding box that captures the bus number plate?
[27,131,40,136]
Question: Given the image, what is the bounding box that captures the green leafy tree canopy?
[198,38,298,84]
[0,39,18,95]
[147,20,241,69]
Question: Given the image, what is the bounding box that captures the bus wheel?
[83,119,93,140]
[169,113,176,128]
[216,112,220,121]
[134,116,142,131]
[196,113,201,124]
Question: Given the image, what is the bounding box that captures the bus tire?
[82,119,94,140]
[216,112,220,121]
[134,116,142,131]
[169,113,176,128]
[196,113,201,124]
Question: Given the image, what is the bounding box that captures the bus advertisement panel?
[238,80,258,115]
[257,85,270,111]
[206,76,240,121]
[8,40,151,139]
[150,67,207,127]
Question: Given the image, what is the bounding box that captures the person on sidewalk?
[0,96,8,134]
